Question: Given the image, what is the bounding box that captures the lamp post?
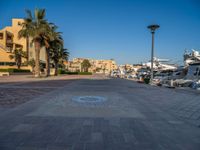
[147,24,160,83]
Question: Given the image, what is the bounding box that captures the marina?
[113,49,200,90]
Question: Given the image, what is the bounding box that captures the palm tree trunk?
[17,64,20,69]
[26,37,29,61]
[34,42,41,78]
[54,62,58,76]
[17,62,20,69]
[45,49,50,77]
[18,57,21,69]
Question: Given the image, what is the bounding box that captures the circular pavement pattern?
[71,96,107,106]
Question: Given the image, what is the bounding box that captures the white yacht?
[143,57,177,71]
[184,49,200,66]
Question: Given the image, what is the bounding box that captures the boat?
[142,57,177,71]
[184,49,200,66]
[173,50,200,88]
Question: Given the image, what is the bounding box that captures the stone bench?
[0,72,10,76]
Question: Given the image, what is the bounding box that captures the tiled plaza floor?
[0,77,200,150]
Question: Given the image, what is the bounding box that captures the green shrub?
[66,72,78,75]
[57,70,92,75]
[0,69,9,72]
[58,69,66,74]
[12,69,30,73]
[0,68,30,73]
[78,72,92,75]
[144,78,150,84]
[58,69,78,75]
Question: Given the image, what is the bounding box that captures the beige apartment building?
[0,18,45,69]
[67,58,118,74]
[119,64,142,72]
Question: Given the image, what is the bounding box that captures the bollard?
[170,79,173,87]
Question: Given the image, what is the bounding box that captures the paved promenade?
[0,76,200,150]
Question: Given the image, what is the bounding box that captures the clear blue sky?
[0,0,200,65]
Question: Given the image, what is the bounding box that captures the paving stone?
[72,142,85,150]
[123,133,137,144]
[91,132,103,142]
[11,123,35,132]
[85,142,105,150]
[83,119,94,126]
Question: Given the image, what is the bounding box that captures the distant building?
[119,64,142,72]
[66,58,118,74]
[0,18,46,69]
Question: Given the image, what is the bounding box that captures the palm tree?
[9,48,27,69]
[46,28,69,76]
[59,48,69,69]
[81,59,91,72]
[27,58,35,74]
[50,40,69,76]
[43,24,62,77]
[18,9,48,77]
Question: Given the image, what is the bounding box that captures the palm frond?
[25,9,33,20]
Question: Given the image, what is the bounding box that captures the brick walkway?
[0,78,200,150]
[0,74,107,108]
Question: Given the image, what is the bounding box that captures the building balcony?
[6,39,13,44]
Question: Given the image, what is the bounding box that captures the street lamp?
[147,24,160,83]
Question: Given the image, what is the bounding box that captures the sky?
[0,0,200,65]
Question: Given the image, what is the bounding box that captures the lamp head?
[147,24,160,33]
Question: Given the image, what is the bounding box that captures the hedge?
[57,69,67,74]
[78,72,92,75]
[0,68,30,73]
[66,72,79,75]
[58,69,92,75]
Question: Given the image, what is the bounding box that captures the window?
[0,62,4,66]
[0,62,16,66]
[0,33,3,39]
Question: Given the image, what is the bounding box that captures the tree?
[18,9,49,77]
[43,24,63,76]
[9,48,27,69]
[27,58,35,74]
[49,38,69,76]
[58,48,69,69]
[81,59,91,72]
